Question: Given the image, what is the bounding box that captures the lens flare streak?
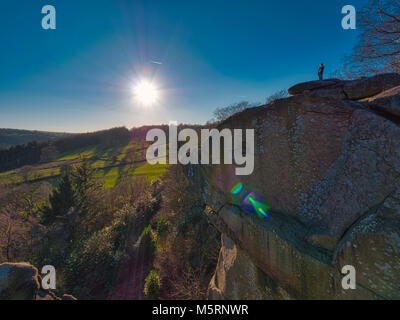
[230,182,271,220]
[249,197,271,219]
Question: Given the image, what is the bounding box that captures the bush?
[140,225,157,258]
[144,270,161,300]
[176,207,203,234]
[155,217,170,236]
[64,207,132,298]
[40,170,75,225]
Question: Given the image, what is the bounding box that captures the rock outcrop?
[185,73,400,300]
[288,73,400,101]
[364,85,400,118]
[0,262,76,300]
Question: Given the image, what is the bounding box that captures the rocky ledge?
[289,73,400,101]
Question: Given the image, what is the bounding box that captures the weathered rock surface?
[0,262,76,300]
[288,73,400,101]
[184,74,400,300]
[344,73,400,100]
[288,79,342,95]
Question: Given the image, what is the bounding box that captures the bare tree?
[212,101,257,123]
[170,265,207,300]
[0,184,48,262]
[344,0,400,77]
[265,89,289,104]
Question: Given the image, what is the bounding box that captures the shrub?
[40,170,74,225]
[176,207,203,234]
[64,207,132,298]
[155,217,170,236]
[144,270,161,300]
[140,225,157,257]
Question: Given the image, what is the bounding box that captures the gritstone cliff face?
[184,73,400,300]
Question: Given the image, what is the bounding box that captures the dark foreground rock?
[0,263,39,300]
[0,262,76,300]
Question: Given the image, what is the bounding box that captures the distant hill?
[0,129,73,149]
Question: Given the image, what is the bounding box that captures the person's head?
[320,63,324,67]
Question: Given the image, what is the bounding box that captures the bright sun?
[133,80,159,105]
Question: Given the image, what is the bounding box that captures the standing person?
[318,63,325,80]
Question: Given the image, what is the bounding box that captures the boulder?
[0,263,40,300]
[334,190,400,299]
[207,207,375,299]
[307,86,347,100]
[364,85,400,117]
[208,233,295,300]
[0,262,76,300]
[183,91,400,299]
[288,79,341,95]
[344,73,400,100]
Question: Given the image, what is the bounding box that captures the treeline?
[53,127,131,154]
[0,129,71,149]
[0,141,43,172]
[130,124,203,141]
[0,127,131,172]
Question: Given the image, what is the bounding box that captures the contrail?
[151,60,163,65]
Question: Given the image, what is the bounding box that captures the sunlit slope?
[0,138,167,188]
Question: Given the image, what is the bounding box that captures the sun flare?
[133,80,159,105]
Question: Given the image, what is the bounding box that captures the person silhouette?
[318,63,325,80]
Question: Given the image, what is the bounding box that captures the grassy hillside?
[0,129,167,188]
[0,129,72,149]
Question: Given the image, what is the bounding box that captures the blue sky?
[0,0,365,132]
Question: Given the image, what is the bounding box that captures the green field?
[0,139,168,188]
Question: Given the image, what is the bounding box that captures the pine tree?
[41,168,75,225]
[50,171,75,215]
[71,157,98,214]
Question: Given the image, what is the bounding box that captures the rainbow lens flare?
[231,183,244,195]
[248,196,271,219]
[230,182,271,220]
